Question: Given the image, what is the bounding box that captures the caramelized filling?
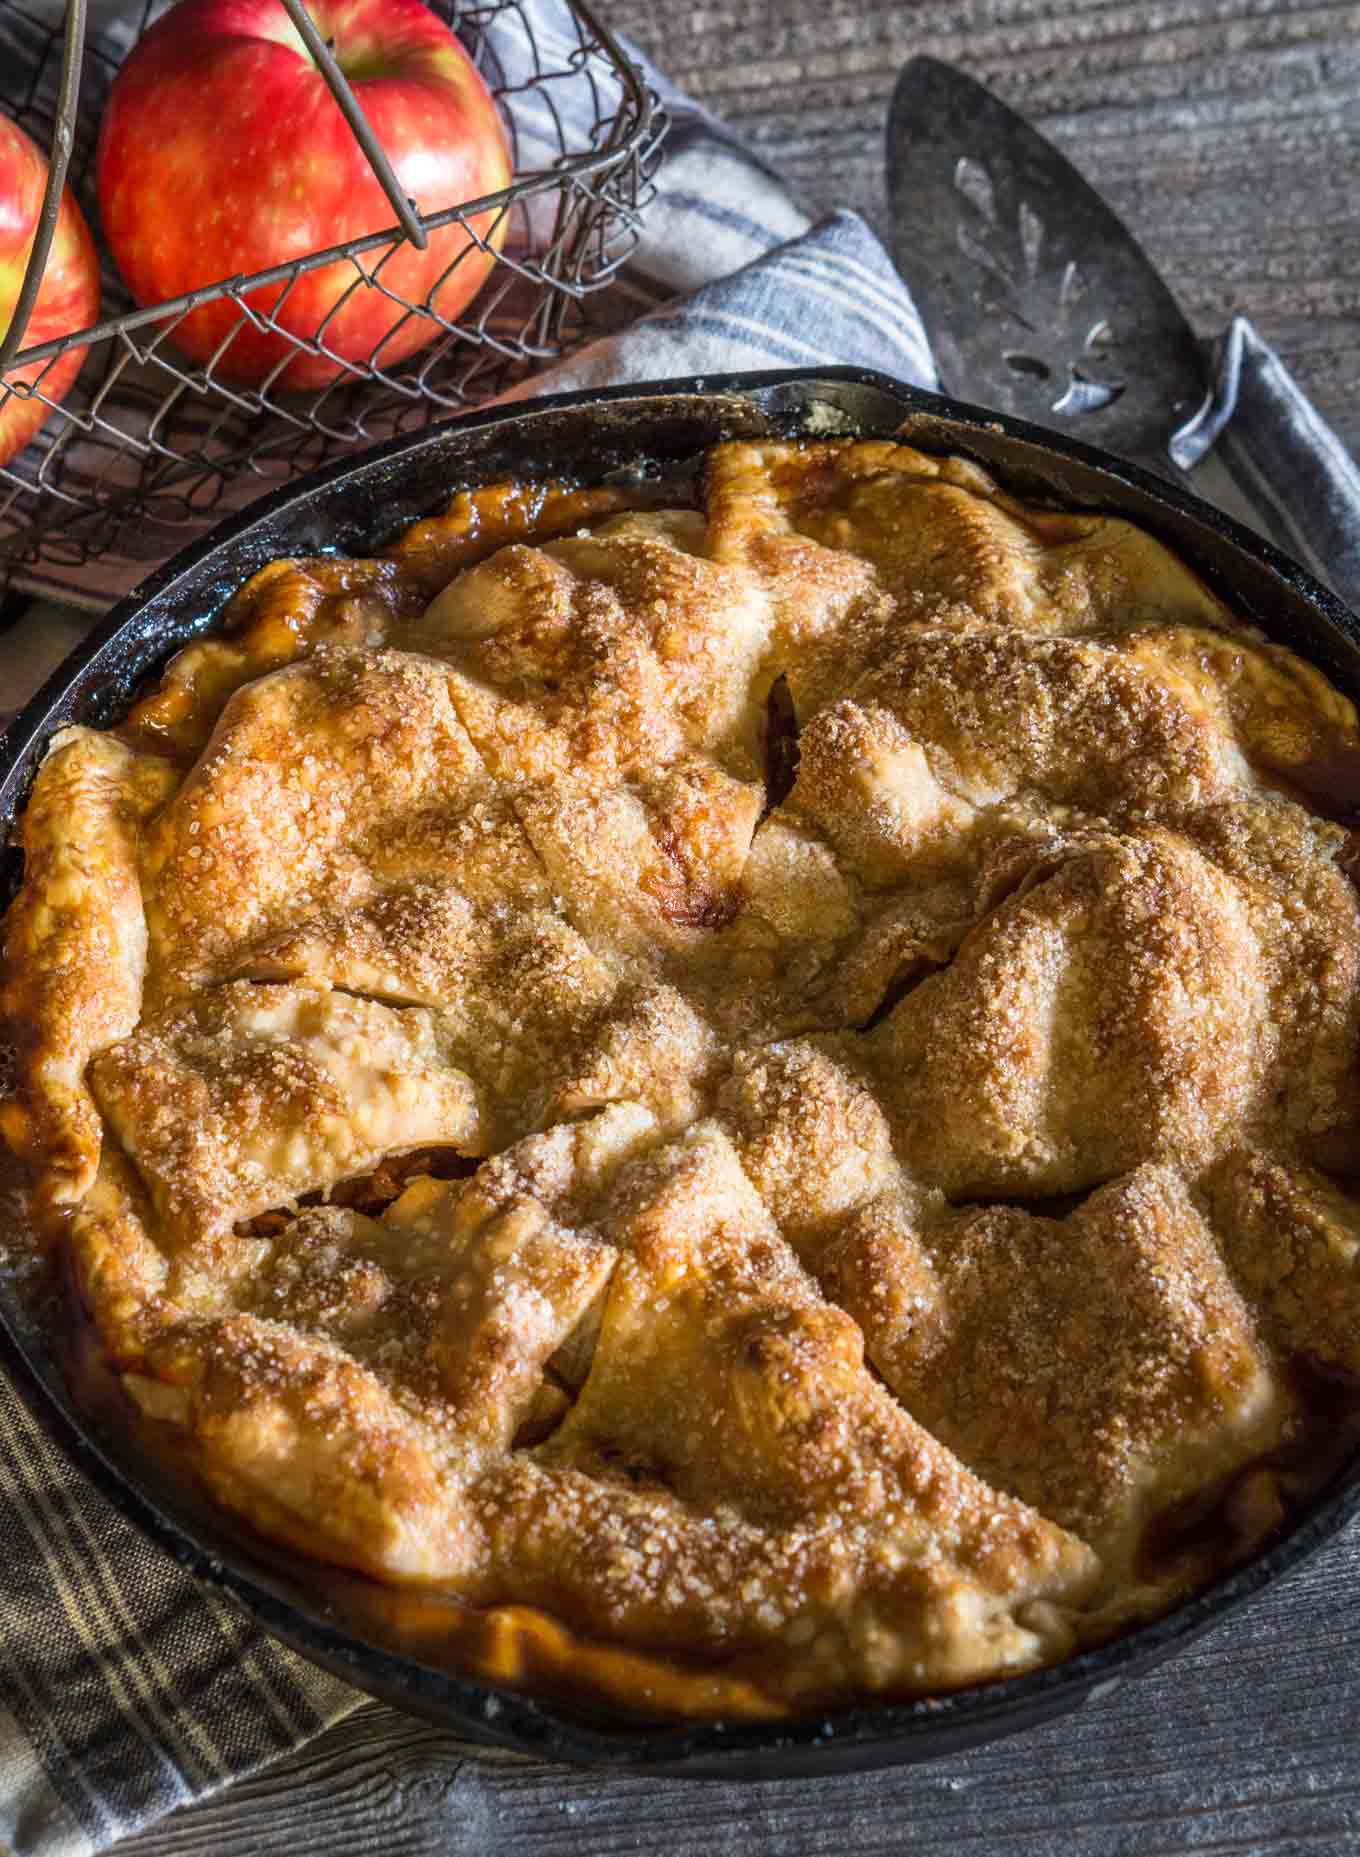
[854,959,939,1033]
[1337,831,1360,888]
[762,672,800,815]
[384,478,683,598]
[235,1147,478,1237]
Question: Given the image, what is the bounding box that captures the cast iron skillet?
[4,368,1360,1780]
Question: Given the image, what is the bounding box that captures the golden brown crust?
[0,729,179,1219]
[90,982,483,1245]
[490,1118,1097,1699]
[1207,1148,1360,1374]
[383,480,640,599]
[7,437,1360,1719]
[140,647,498,992]
[414,530,774,795]
[829,1166,1287,1565]
[869,828,1274,1196]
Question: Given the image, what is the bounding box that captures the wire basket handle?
[277,0,428,250]
[0,0,88,373]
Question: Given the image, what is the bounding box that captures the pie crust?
[6,437,1360,1720]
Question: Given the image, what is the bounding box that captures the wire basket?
[0,0,663,593]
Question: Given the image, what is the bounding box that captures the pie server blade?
[885,56,1291,549]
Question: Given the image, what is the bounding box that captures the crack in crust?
[6,438,1360,1720]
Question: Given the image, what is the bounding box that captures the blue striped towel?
[2,5,1359,1853]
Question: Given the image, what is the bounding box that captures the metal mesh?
[0,0,663,581]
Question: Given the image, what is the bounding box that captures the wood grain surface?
[114,4,1360,1852]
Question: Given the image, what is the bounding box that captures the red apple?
[0,116,101,470]
[97,0,512,390]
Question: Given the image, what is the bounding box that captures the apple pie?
[5,438,1360,1720]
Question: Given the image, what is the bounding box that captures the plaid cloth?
[3,5,1360,1852]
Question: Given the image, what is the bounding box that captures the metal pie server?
[885,57,1292,553]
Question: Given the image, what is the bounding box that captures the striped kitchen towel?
[2,4,1359,1855]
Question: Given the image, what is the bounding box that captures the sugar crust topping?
[5,439,1360,1719]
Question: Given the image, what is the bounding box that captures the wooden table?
[116,3,1360,1850]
